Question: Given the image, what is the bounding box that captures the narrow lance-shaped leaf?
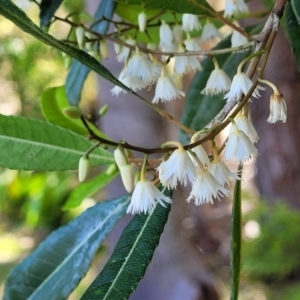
[39,0,63,28]
[0,0,128,92]
[4,196,130,300]
[230,164,243,300]
[286,1,300,71]
[81,188,172,300]
[0,114,113,171]
[66,0,116,105]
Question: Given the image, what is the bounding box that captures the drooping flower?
[152,65,185,103]
[229,113,259,142]
[187,169,229,205]
[127,179,172,214]
[159,21,174,49]
[208,160,240,186]
[231,30,248,48]
[224,122,258,162]
[189,145,210,168]
[224,0,249,18]
[173,24,183,43]
[173,44,201,75]
[182,14,202,32]
[116,37,136,62]
[224,72,264,101]
[202,68,231,95]
[200,20,220,43]
[184,35,201,52]
[138,11,147,32]
[157,147,197,189]
[267,93,287,123]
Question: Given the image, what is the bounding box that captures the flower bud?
[78,156,91,182]
[64,56,72,70]
[62,106,82,119]
[105,163,118,175]
[75,26,85,49]
[100,40,109,59]
[138,11,147,32]
[120,164,135,193]
[114,147,127,168]
[99,104,109,116]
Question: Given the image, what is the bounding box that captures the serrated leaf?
[117,0,211,14]
[0,0,128,96]
[4,196,130,300]
[66,0,116,105]
[41,86,109,139]
[81,189,172,300]
[179,37,251,144]
[286,1,300,71]
[230,165,242,300]
[63,165,119,210]
[39,0,63,28]
[0,114,113,171]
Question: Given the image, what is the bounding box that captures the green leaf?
[117,0,211,14]
[63,165,119,210]
[39,0,63,28]
[291,0,300,24]
[0,0,128,92]
[41,86,109,139]
[4,196,130,300]
[230,164,242,300]
[81,189,172,300]
[0,114,113,171]
[286,1,300,71]
[179,37,251,144]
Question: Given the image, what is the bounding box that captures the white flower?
[152,66,185,103]
[123,47,154,82]
[174,54,201,75]
[159,21,174,49]
[202,68,231,95]
[208,160,240,186]
[200,21,220,43]
[116,38,136,62]
[138,11,147,32]
[189,145,210,168]
[224,72,264,101]
[75,27,85,49]
[231,30,248,48]
[182,14,201,32]
[229,113,259,142]
[111,67,146,95]
[224,0,249,18]
[224,124,258,162]
[173,24,183,43]
[184,36,201,52]
[157,148,197,188]
[267,93,287,123]
[187,169,229,205]
[120,164,135,193]
[127,180,172,214]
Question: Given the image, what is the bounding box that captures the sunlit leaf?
[41,86,109,139]
[0,114,113,171]
[81,188,172,300]
[63,164,119,210]
[4,196,130,300]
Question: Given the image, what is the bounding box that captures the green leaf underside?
[0,114,113,171]
[286,1,300,71]
[179,37,251,144]
[39,0,63,27]
[63,165,119,210]
[230,165,242,300]
[4,196,130,300]
[81,188,172,300]
[41,86,109,139]
[118,0,211,14]
[0,0,128,92]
